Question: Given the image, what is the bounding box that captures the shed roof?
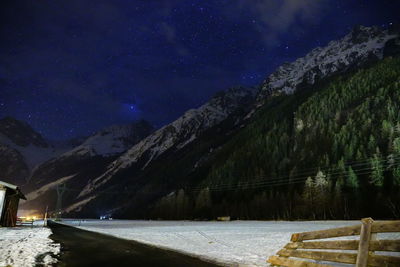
[0,180,27,200]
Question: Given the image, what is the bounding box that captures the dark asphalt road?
[48,221,220,267]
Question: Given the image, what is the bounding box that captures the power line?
[189,160,400,193]
[189,154,400,192]
[203,154,400,188]
[210,151,400,183]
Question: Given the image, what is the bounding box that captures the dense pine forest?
[151,57,400,220]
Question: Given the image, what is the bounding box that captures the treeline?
[150,57,400,220]
[151,164,400,220]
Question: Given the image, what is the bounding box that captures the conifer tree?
[370,154,384,187]
[347,166,359,189]
[195,188,212,218]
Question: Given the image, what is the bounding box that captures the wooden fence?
[267,218,400,267]
[16,218,34,227]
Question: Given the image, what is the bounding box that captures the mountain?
[257,25,399,100]
[0,117,73,185]
[21,25,400,219]
[20,120,154,213]
[0,144,29,186]
[60,25,400,218]
[77,87,257,199]
[181,56,400,220]
[61,120,154,158]
[20,86,256,216]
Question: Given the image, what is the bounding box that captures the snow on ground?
[60,219,400,266]
[0,221,60,267]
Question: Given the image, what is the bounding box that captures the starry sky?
[0,0,399,140]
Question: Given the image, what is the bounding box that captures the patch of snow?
[0,226,60,266]
[61,123,152,158]
[21,174,76,203]
[64,195,96,213]
[60,220,400,266]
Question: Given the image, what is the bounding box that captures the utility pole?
[55,183,67,221]
[44,205,48,226]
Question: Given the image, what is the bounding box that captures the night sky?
[0,0,399,140]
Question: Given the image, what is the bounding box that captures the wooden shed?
[0,181,26,227]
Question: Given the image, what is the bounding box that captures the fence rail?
[267,218,400,267]
[16,218,34,227]
[285,239,400,251]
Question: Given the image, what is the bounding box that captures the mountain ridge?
[13,24,400,219]
[258,25,399,100]
[78,86,257,198]
[68,25,400,217]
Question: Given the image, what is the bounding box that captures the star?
[1,0,398,139]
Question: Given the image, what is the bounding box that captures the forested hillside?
[152,57,400,220]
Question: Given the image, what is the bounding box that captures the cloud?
[231,0,327,46]
[159,22,190,56]
[160,22,176,43]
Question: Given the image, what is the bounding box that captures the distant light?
[24,215,39,221]
[100,214,112,220]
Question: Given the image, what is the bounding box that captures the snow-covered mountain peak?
[120,87,256,167]
[258,25,399,98]
[61,120,153,157]
[79,87,256,197]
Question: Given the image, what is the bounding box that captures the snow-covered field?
[0,221,60,267]
[61,219,398,266]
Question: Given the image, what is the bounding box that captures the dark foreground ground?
[48,221,219,267]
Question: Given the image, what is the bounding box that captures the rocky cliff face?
[0,144,29,185]
[0,117,72,185]
[0,117,48,148]
[258,26,400,100]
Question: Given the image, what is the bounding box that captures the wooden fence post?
[356,217,374,267]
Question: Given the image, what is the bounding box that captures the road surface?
[48,221,219,267]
